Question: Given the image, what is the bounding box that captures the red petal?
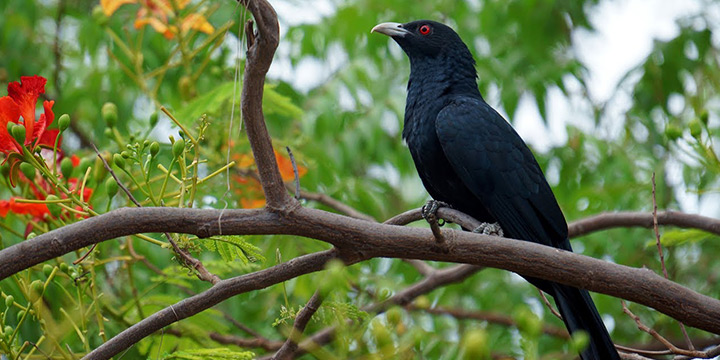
[32,100,55,148]
[7,76,46,141]
[0,96,22,154]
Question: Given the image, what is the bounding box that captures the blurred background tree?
[1,0,719,358]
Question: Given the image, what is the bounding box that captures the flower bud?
[105,177,119,197]
[149,141,160,157]
[92,5,109,26]
[58,114,71,132]
[30,280,44,295]
[60,157,74,179]
[79,157,92,175]
[102,102,118,127]
[689,119,702,139]
[664,124,682,141]
[59,263,69,273]
[149,112,159,127]
[121,150,131,158]
[172,138,185,157]
[11,123,26,145]
[19,162,35,180]
[700,110,709,125]
[43,264,54,277]
[113,153,125,169]
[4,295,14,308]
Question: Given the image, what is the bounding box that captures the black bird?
[372,20,620,359]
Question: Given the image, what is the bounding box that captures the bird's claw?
[472,222,504,237]
[421,200,450,226]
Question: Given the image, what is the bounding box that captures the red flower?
[0,76,59,156]
[0,198,50,218]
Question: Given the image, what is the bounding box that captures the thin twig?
[286,146,300,200]
[652,173,693,350]
[537,289,563,320]
[622,300,709,357]
[92,144,140,207]
[272,291,324,359]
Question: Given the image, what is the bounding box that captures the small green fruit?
[149,142,160,157]
[5,295,14,308]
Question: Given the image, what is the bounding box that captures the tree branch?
[237,0,293,210]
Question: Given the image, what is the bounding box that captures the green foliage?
[1,0,720,358]
[201,235,266,264]
[161,348,255,360]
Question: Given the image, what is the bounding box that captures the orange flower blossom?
[101,0,215,39]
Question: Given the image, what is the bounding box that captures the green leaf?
[161,348,254,360]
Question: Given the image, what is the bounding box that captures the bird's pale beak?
[371,22,410,37]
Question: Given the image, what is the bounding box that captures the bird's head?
[372,20,477,88]
[371,20,472,62]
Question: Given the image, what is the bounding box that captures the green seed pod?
[60,157,74,179]
[4,326,12,337]
[120,150,131,159]
[149,112,159,127]
[149,142,160,157]
[105,177,119,197]
[45,194,62,218]
[58,114,71,132]
[93,155,108,183]
[59,263,69,273]
[172,138,185,158]
[689,119,702,139]
[17,310,25,322]
[19,162,36,180]
[101,102,118,127]
[113,153,125,169]
[43,264,53,277]
[11,123,26,145]
[5,295,14,308]
[143,139,150,148]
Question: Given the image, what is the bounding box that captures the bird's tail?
[551,283,620,360]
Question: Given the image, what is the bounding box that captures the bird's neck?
[407,55,482,100]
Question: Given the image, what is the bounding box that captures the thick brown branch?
[237,0,292,210]
[568,211,720,238]
[4,207,720,338]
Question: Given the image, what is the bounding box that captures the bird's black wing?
[435,96,569,250]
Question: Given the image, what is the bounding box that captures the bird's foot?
[421,200,450,244]
[472,222,504,237]
[421,200,450,226]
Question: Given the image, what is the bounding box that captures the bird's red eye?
[419,24,431,35]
